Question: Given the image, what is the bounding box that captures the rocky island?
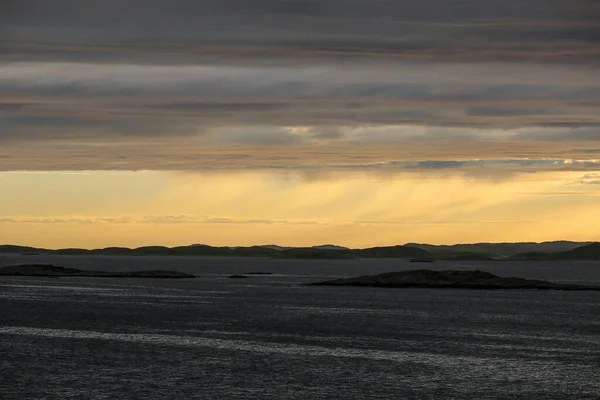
[308,269,600,290]
[0,264,196,279]
[244,272,274,275]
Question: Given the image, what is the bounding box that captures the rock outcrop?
[308,269,600,290]
[0,264,196,279]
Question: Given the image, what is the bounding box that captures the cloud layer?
[1,63,599,147]
[3,0,600,65]
[1,0,599,172]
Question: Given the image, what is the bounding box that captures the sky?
[1,0,600,248]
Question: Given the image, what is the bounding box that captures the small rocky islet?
[0,264,196,279]
[308,269,600,291]
[244,272,274,275]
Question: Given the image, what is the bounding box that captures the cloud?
[1,1,599,172]
[2,0,599,65]
[566,173,600,185]
[0,214,540,227]
[1,62,599,144]
[2,131,600,175]
[285,126,345,140]
[351,158,600,173]
[568,148,600,154]
[514,127,600,141]
[467,106,556,117]
[0,214,324,225]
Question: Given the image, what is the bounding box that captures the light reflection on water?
[0,256,599,399]
[0,325,581,371]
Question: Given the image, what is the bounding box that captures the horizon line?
[1,240,597,252]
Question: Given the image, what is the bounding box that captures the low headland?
[0,264,196,279]
[308,269,600,290]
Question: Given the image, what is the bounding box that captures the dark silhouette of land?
[0,241,599,260]
[510,243,600,260]
[0,264,195,279]
[308,270,600,290]
[245,272,274,275]
[406,241,592,257]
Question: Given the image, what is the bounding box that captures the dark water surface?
[1,255,599,399]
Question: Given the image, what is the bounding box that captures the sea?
[0,255,599,399]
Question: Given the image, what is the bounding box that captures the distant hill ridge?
[0,241,598,260]
[0,243,418,258]
[510,243,600,261]
[406,241,592,257]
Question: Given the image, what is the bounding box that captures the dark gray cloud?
[0,103,32,111]
[515,127,600,141]
[1,1,600,171]
[153,102,291,113]
[389,159,599,170]
[568,148,600,154]
[2,0,599,65]
[1,62,599,141]
[403,161,465,169]
[0,111,208,141]
[467,106,556,117]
